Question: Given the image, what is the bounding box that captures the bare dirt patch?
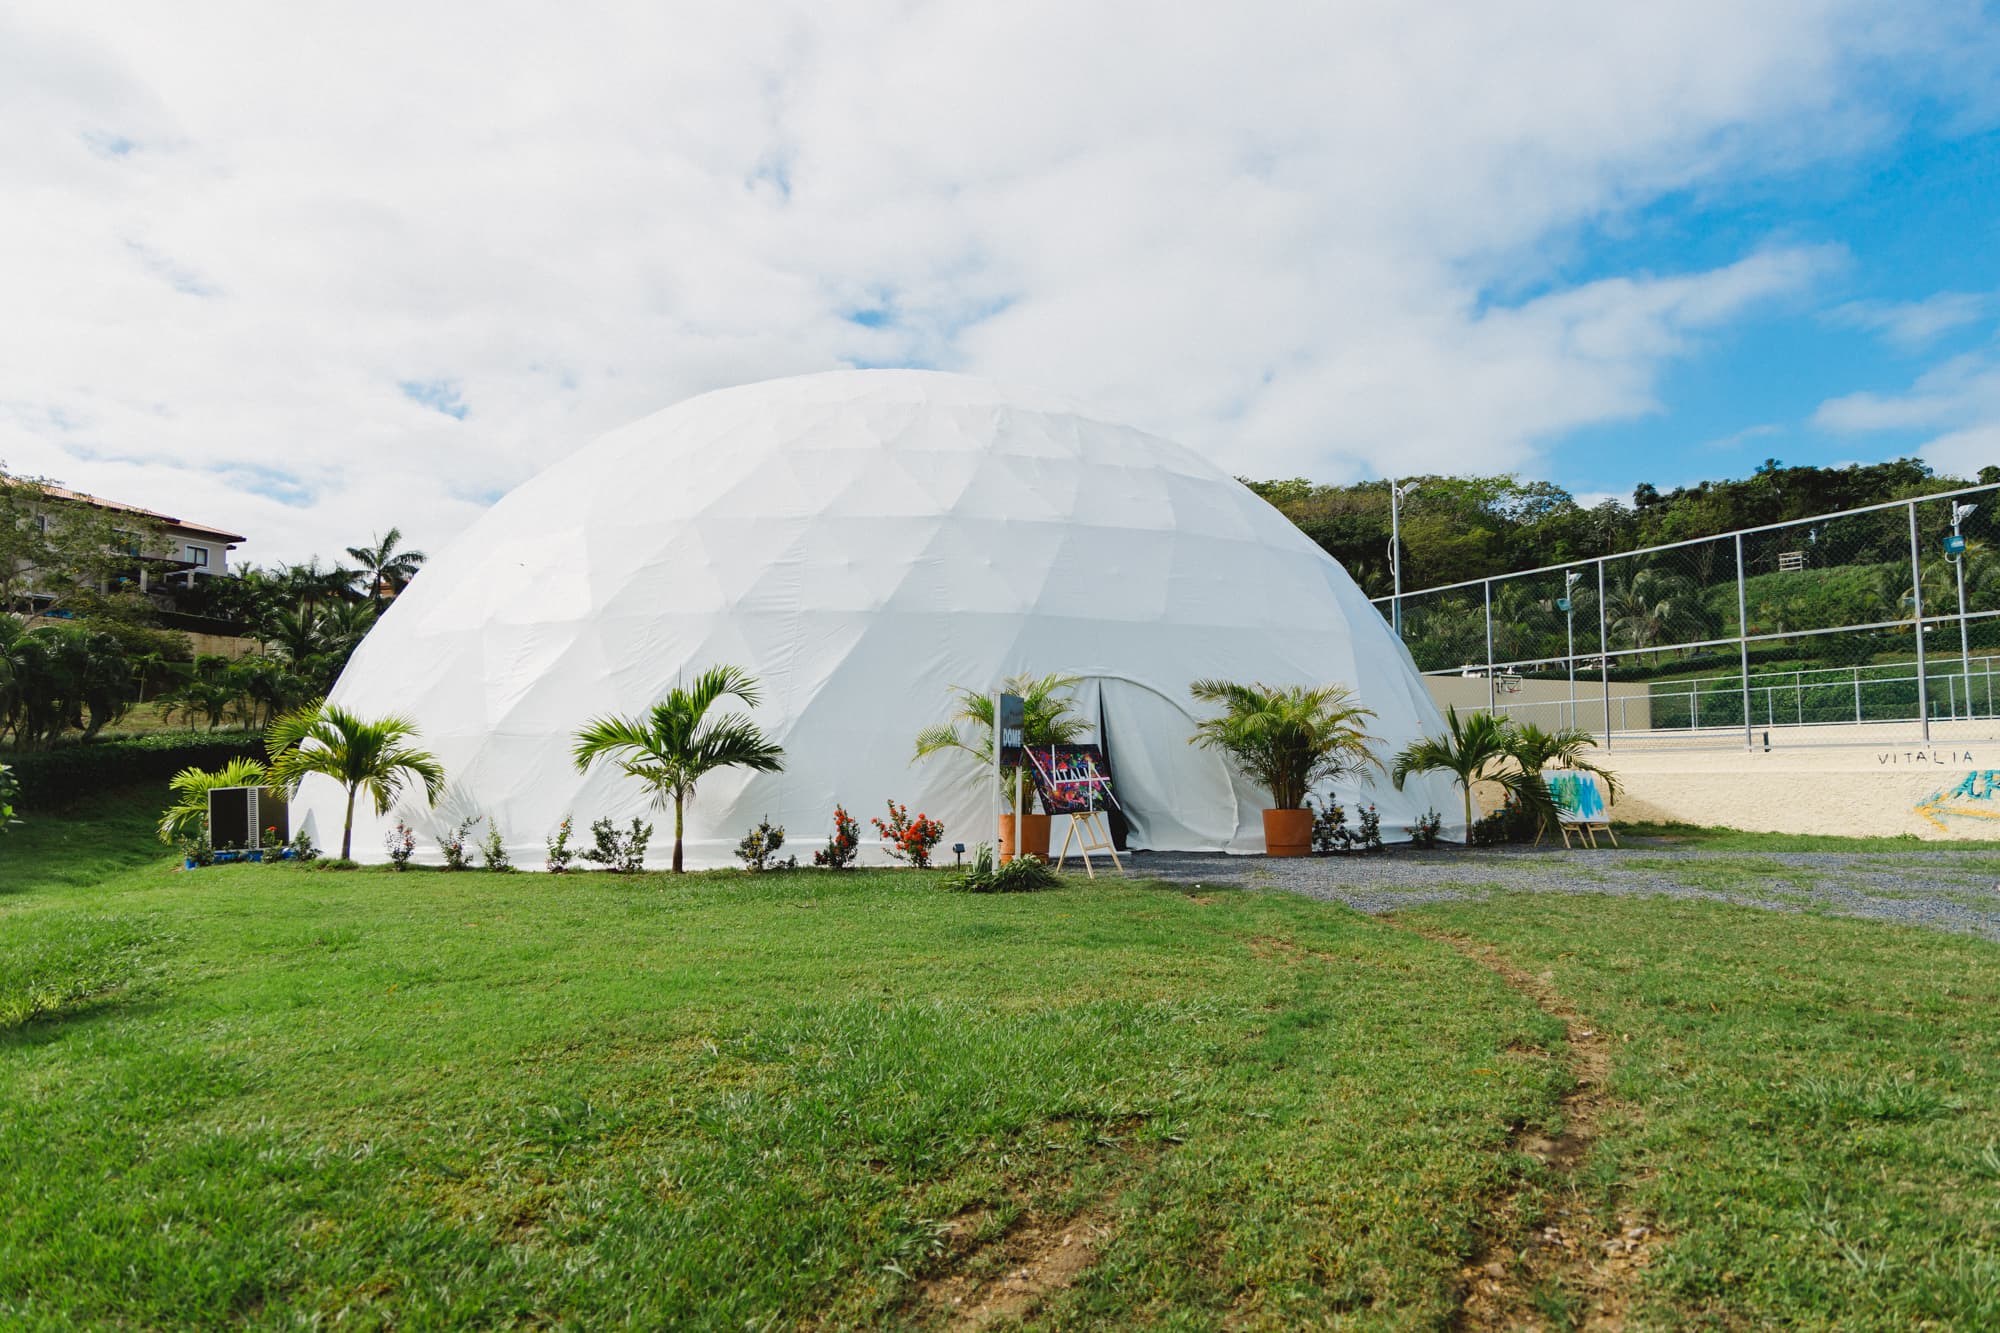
[1398,925,1666,1332]
[920,1207,1111,1329]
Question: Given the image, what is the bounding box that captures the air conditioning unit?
[207,786,290,851]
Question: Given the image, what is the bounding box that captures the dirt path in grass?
[1396,923,1665,1332]
[921,1206,1112,1329]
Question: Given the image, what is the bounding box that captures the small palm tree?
[1391,706,1514,844]
[572,665,786,873]
[266,703,445,860]
[913,673,1090,810]
[346,528,427,607]
[1188,680,1381,810]
[157,755,269,845]
[1502,722,1619,842]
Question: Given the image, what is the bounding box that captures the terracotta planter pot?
[998,813,1052,864]
[1262,807,1313,858]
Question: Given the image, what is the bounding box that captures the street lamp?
[1952,501,1978,718]
[1559,570,1583,728]
[1389,480,1419,637]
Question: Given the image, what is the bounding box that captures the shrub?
[582,816,652,874]
[1308,797,1384,854]
[735,816,794,872]
[1406,809,1444,848]
[179,832,215,867]
[10,733,263,811]
[288,828,319,863]
[545,816,576,873]
[871,800,944,868]
[813,805,861,869]
[260,823,286,856]
[385,822,416,870]
[436,816,480,871]
[480,822,512,872]
[0,762,17,834]
[948,843,1057,893]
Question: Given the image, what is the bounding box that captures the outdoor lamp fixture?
[952,842,966,867]
[1389,479,1420,637]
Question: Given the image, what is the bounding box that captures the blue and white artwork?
[1546,770,1607,823]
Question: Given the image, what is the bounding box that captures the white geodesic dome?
[297,370,1462,866]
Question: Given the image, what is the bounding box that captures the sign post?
[994,692,1024,858]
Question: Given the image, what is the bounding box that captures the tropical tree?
[1391,706,1515,844]
[1502,722,1619,842]
[346,527,427,607]
[266,703,445,860]
[0,621,133,746]
[1602,566,1713,659]
[572,665,786,873]
[912,673,1091,811]
[157,755,269,845]
[1187,680,1381,810]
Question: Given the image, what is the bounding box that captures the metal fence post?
[1909,500,1930,741]
[1484,578,1496,712]
[1598,559,1611,748]
[1735,532,1752,749]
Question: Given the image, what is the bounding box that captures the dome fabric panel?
[298,369,1464,866]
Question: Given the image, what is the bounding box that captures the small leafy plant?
[948,842,1056,893]
[872,800,945,868]
[0,761,18,834]
[480,822,512,872]
[735,816,794,871]
[386,821,417,870]
[180,832,215,868]
[437,816,481,871]
[1309,797,1348,853]
[1405,809,1444,848]
[583,816,653,874]
[546,816,576,873]
[288,828,319,863]
[1356,803,1382,851]
[813,805,861,870]
[261,824,285,856]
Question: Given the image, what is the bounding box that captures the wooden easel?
[1029,746,1123,878]
[1055,809,1122,878]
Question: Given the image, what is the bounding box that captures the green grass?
[3,792,1998,1328]
[1623,819,2000,853]
[1400,894,2000,1330]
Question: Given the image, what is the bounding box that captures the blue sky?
[4,3,1999,560]
[1546,119,2000,499]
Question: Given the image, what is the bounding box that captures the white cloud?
[1813,339,2000,477]
[1827,291,1994,350]
[2,1,1994,563]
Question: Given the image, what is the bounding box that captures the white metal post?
[1390,480,1404,637]
[1954,501,1976,719]
[1910,501,1930,741]
[1484,579,1496,712]
[991,689,1002,856]
[1736,533,1752,750]
[1598,559,1611,748]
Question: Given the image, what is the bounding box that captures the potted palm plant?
[1188,680,1381,857]
[913,673,1089,864]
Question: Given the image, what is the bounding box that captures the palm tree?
[1391,706,1514,845]
[157,755,269,845]
[266,703,445,860]
[1503,722,1619,842]
[346,528,427,607]
[913,673,1091,811]
[1188,680,1381,810]
[572,665,785,872]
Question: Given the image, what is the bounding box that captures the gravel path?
[1122,841,2000,941]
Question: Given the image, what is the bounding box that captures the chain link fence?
[1375,484,2000,750]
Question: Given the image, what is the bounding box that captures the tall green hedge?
[4,732,265,811]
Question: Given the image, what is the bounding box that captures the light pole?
[1560,570,1582,728]
[1389,480,1418,638]
[1952,501,1978,719]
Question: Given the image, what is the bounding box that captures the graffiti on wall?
[1913,770,2000,829]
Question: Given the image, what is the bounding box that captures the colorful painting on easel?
[1913,770,2000,829]
[1027,744,1115,815]
[1546,770,1607,823]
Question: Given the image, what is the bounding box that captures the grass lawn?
[3,792,1997,1329]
